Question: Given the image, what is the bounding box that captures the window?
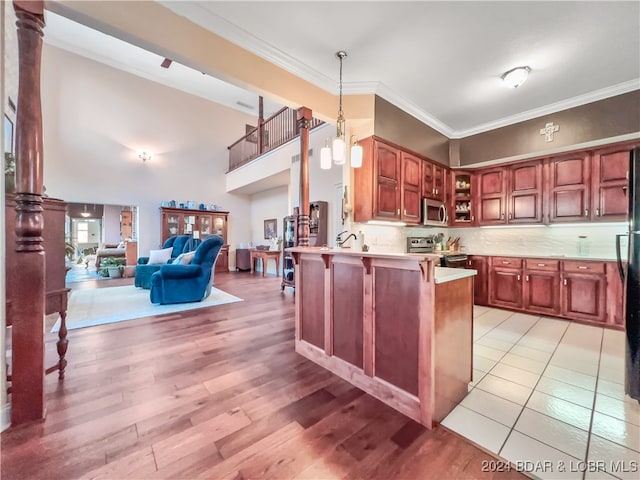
[77,222,89,243]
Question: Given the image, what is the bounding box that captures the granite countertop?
[286,246,442,262]
[434,267,476,284]
[466,252,618,262]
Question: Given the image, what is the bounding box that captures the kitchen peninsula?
[287,247,476,428]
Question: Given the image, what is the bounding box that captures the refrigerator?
[617,147,640,401]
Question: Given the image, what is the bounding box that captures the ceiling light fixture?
[320,50,362,169]
[501,66,531,88]
[80,204,91,218]
[138,151,152,162]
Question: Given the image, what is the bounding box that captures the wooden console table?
[250,249,281,277]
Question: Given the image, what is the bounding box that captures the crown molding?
[453,79,640,138]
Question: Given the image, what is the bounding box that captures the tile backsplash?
[352,222,628,260]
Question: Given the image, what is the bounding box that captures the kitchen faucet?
[336,231,357,247]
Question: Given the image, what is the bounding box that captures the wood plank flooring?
[1,272,525,479]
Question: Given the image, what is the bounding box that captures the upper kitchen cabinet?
[450,171,474,226]
[475,168,507,225]
[401,152,422,222]
[422,159,446,202]
[591,145,631,221]
[548,152,591,223]
[507,160,544,224]
[353,136,422,224]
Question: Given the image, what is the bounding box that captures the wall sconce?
[350,136,363,168]
[138,151,152,162]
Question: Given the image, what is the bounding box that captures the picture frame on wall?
[264,218,277,239]
[4,115,14,154]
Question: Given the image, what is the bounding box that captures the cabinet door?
[198,214,212,236]
[422,160,434,199]
[509,161,543,224]
[548,153,591,222]
[523,270,560,315]
[489,268,522,309]
[561,273,606,323]
[477,168,507,225]
[401,152,421,223]
[450,171,474,226]
[433,164,446,202]
[468,256,488,306]
[374,141,401,220]
[212,214,227,242]
[215,246,229,273]
[592,147,630,221]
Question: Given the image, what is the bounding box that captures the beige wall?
[374,96,450,165]
[456,90,640,166]
[41,44,257,259]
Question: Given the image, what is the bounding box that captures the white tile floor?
[442,306,640,480]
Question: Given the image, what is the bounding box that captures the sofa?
[150,235,223,305]
[134,235,200,289]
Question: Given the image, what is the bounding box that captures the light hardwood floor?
[1,272,525,479]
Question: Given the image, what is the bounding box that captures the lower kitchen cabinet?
[523,259,561,316]
[561,260,606,323]
[467,255,488,306]
[485,255,619,329]
[489,257,523,309]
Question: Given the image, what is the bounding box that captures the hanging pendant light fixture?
[320,138,332,170]
[80,204,91,218]
[332,50,347,165]
[350,135,363,168]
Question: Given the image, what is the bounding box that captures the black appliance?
[616,147,640,401]
[406,236,468,268]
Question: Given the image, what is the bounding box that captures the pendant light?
[350,135,363,168]
[332,50,347,165]
[320,138,332,170]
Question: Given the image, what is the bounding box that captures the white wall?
[41,44,256,258]
[247,186,289,275]
[102,204,122,245]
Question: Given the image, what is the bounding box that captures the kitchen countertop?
[465,252,619,262]
[434,267,476,284]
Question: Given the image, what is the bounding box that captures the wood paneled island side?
[287,247,476,428]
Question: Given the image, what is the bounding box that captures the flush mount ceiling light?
[320,50,362,169]
[501,66,531,88]
[80,204,91,218]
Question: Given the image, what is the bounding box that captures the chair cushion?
[159,264,202,279]
[148,247,173,264]
[177,251,196,265]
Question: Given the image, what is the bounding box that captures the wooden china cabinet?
[160,207,229,272]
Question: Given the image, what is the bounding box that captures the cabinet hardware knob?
[404,209,407,215]
[397,209,400,215]
[596,209,600,216]
[517,274,521,281]
[432,188,435,194]
[563,278,567,286]
[584,209,589,217]
[577,265,588,270]
[525,275,529,281]
[471,215,474,221]
[537,263,546,267]
[501,213,505,220]
[509,213,512,220]
[502,261,510,264]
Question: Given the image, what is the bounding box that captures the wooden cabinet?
[476,168,507,225]
[475,160,543,225]
[450,171,474,226]
[508,160,544,224]
[591,146,631,221]
[561,260,606,323]
[523,259,561,315]
[160,207,229,272]
[401,152,422,222]
[353,137,422,224]
[423,159,446,202]
[548,153,591,222]
[606,262,625,328]
[467,255,488,305]
[489,257,523,309]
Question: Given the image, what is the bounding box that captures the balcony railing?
[228,107,324,172]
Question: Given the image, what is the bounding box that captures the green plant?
[99,256,125,277]
[4,152,15,175]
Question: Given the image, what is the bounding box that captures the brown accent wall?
[458,90,640,166]
[374,96,450,165]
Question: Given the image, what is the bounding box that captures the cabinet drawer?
[492,257,523,268]
[562,260,606,274]
[525,259,560,271]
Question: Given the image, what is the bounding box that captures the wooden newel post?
[11,0,47,426]
[297,107,312,247]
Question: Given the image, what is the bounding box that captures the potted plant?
[99,256,125,278]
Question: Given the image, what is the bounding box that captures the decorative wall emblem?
[540,122,560,142]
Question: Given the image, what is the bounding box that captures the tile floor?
[442,306,640,480]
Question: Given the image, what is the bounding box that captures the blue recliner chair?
[150,235,223,305]
[135,235,200,289]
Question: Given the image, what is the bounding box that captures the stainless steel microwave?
[422,198,448,226]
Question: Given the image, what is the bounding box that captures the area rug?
[50,285,243,332]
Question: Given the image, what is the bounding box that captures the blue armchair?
[135,235,200,289]
[150,235,223,305]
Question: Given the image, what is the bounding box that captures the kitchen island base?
[289,248,475,428]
